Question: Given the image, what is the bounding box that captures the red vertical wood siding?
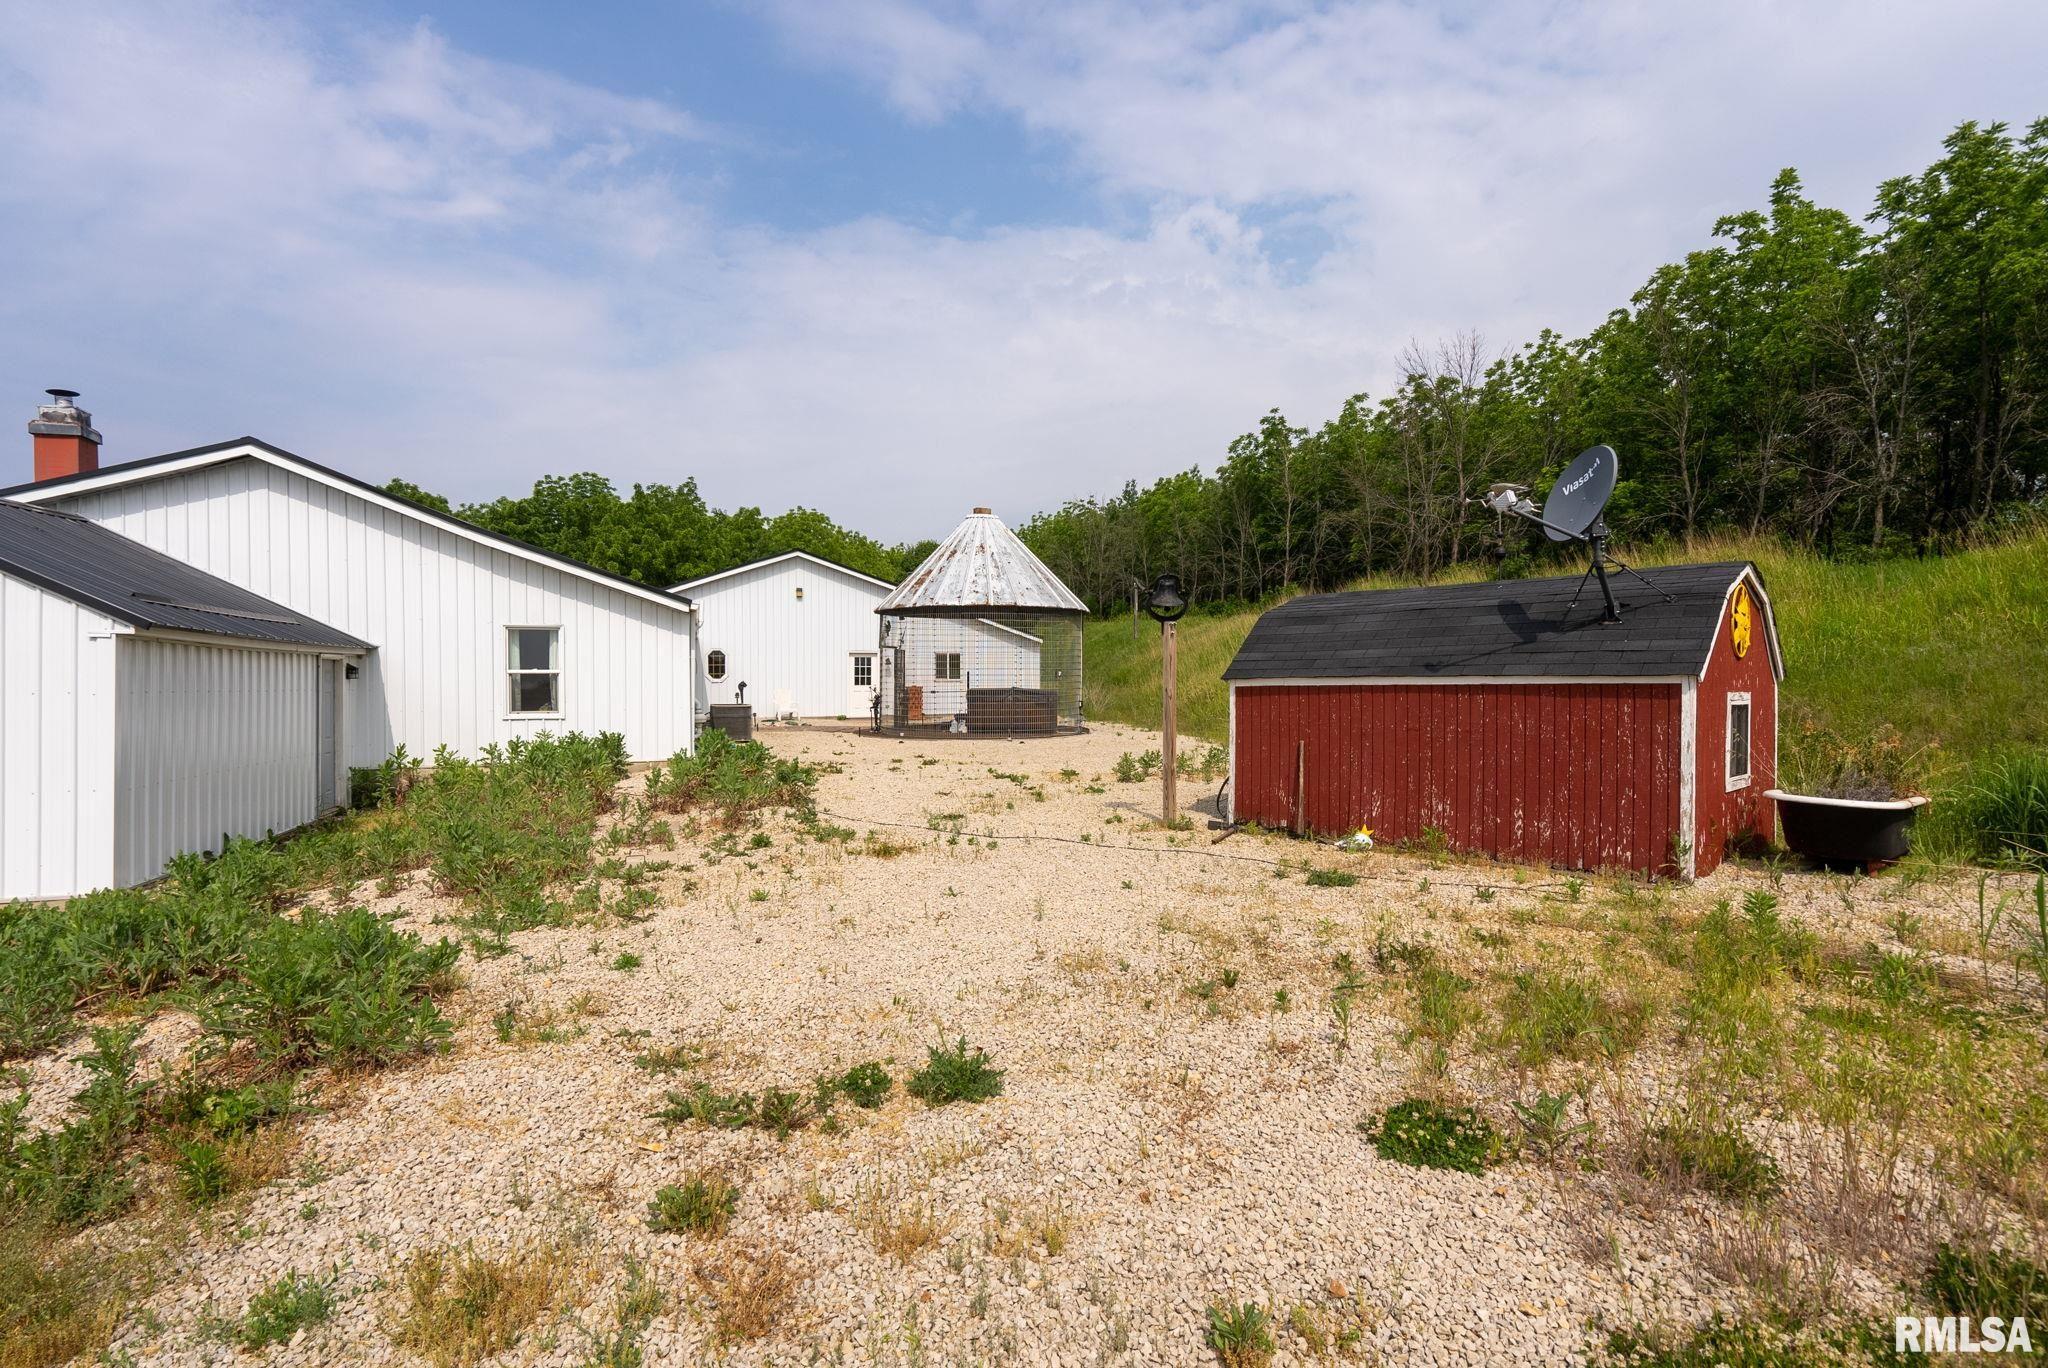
[1693,584,1780,874]
[1233,680,1685,875]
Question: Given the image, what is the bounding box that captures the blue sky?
[2,1,2043,540]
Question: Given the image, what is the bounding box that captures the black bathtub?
[1765,789,1928,870]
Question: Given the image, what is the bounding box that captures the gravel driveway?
[87,721,2012,1367]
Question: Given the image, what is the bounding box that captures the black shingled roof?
[1223,561,1774,681]
[0,499,369,651]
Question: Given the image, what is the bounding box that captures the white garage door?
[115,638,322,886]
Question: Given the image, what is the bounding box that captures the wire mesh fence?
[873,611,1084,736]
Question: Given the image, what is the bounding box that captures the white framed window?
[707,649,727,681]
[852,655,873,687]
[1725,692,1752,791]
[934,652,962,682]
[508,627,562,715]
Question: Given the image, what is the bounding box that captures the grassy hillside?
[1085,527,2048,792]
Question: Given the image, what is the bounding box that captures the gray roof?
[878,509,1088,616]
[0,499,369,651]
[1223,561,1778,682]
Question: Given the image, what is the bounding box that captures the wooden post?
[1161,619,1178,825]
[1293,740,1307,834]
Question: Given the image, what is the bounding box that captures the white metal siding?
[901,620,1042,717]
[0,572,118,900]
[692,559,892,718]
[47,457,695,765]
[114,638,321,887]
[689,559,1043,720]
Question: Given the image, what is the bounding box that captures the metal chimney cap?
[45,388,81,402]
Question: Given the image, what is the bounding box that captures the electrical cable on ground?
[815,808,1596,900]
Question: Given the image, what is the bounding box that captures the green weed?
[1495,970,1647,1064]
[907,1038,1004,1106]
[1203,1300,1275,1367]
[1927,1241,2048,1323]
[1359,1099,1498,1174]
[647,1172,739,1236]
[818,1061,892,1110]
[238,1270,338,1349]
[643,730,818,827]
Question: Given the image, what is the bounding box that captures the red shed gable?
[1690,567,1780,875]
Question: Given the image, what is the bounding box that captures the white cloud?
[1,0,2043,539]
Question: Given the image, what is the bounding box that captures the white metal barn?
[6,430,699,776]
[0,500,370,900]
[671,550,1040,721]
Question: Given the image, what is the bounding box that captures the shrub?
[0,1026,145,1226]
[647,1172,739,1236]
[906,1038,1004,1106]
[1359,1099,1498,1174]
[175,1079,297,1138]
[1204,1301,1275,1367]
[643,731,818,826]
[203,907,457,1068]
[238,1271,338,1349]
[1113,752,1160,784]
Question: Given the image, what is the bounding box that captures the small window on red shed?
[1726,692,1752,791]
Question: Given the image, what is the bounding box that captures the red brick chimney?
[28,388,102,481]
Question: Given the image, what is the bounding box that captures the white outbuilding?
[1,499,370,900]
[672,550,1041,721]
[3,391,700,897]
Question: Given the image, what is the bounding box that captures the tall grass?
[1923,749,2048,867]
[1084,526,2048,795]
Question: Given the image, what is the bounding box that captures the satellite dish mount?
[1477,445,1672,625]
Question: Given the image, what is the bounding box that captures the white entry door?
[849,653,877,718]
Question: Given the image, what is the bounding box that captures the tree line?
[394,119,2044,611]
[1020,119,2047,611]
[384,471,935,589]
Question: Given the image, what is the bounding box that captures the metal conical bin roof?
[879,508,1089,615]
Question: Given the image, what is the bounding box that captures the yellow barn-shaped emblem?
[1729,582,1754,659]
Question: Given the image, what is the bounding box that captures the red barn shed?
[1224,562,1782,878]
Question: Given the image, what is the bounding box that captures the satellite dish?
[1540,445,1618,542]
[1466,441,1669,625]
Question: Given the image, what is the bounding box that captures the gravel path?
[62,722,2026,1367]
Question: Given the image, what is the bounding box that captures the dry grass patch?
[692,1240,801,1346]
[0,1219,128,1368]
[388,1239,586,1368]
[981,1197,1073,1259]
[1705,1210,1841,1322]
[850,1175,949,1262]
